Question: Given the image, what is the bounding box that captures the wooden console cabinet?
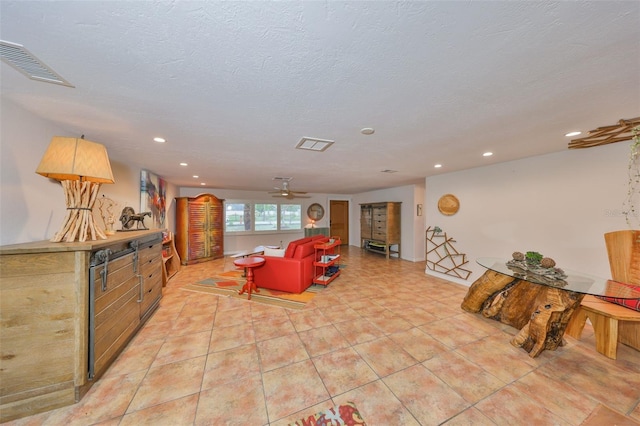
[0,230,163,422]
[175,193,224,265]
[360,202,401,259]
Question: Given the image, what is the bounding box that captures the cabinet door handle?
[99,260,108,292]
[95,249,113,292]
[137,274,144,302]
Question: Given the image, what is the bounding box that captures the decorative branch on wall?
[426,226,471,280]
[568,116,640,149]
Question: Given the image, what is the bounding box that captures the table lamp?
[36,136,115,242]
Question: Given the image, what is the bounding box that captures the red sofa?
[253,235,328,293]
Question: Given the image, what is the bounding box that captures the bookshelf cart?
[313,238,341,286]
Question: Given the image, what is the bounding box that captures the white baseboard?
[425,268,471,287]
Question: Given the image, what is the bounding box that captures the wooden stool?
[233,256,265,300]
[566,295,640,359]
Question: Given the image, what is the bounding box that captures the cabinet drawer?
[139,245,162,317]
[140,254,162,278]
[139,241,162,264]
[373,222,387,239]
[373,219,386,228]
[372,232,387,241]
[140,273,162,317]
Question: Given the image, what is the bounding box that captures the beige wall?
[425,142,631,284]
[0,99,178,245]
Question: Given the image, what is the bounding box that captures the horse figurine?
[119,207,152,230]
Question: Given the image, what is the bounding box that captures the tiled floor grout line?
[6,247,640,425]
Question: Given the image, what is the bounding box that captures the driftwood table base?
[461,270,584,357]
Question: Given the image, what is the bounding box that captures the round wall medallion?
[307,203,325,221]
[438,194,460,216]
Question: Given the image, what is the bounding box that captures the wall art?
[140,170,166,229]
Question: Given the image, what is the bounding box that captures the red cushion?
[293,240,316,259]
[284,237,312,258]
[597,282,640,312]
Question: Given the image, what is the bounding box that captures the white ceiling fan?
[269,180,310,199]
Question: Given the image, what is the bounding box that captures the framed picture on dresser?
[140,170,166,228]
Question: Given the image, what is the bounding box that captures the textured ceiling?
[1,1,638,194]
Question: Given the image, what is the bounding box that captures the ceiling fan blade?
[267,180,307,198]
[272,193,310,199]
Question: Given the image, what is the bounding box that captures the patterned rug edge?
[287,401,366,426]
[181,282,309,310]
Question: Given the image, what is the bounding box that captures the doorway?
[330,200,349,245]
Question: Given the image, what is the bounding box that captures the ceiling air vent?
[0,40,74,87]
[296,137,335,152]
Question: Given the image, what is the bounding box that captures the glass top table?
[477,257,640,299]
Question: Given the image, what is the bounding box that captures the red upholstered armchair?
[253,235,328,294]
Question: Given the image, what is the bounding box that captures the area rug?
[288,401,366,426]
[181,269,324,310]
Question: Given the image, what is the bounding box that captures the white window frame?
[224,200,302,234]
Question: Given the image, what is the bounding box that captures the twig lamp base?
[51,180,107,242]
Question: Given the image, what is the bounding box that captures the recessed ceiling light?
[153,137,166,143]
[361,127,375,135]
[483,152,493,157]
[179,162,188,166]
[565,131,582,137]
[200,182,206,186]
[434,164,442,168]
[193,175,199,178]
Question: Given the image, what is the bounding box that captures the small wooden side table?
[233,256,265,300]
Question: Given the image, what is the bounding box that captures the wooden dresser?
[0,230,163,422]
[360,202,401,259]
[175,193,224,265]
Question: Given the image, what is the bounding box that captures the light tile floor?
[6,246,640,426]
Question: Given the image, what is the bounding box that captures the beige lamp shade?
[36,136,115,242]
[36,136,115,183]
